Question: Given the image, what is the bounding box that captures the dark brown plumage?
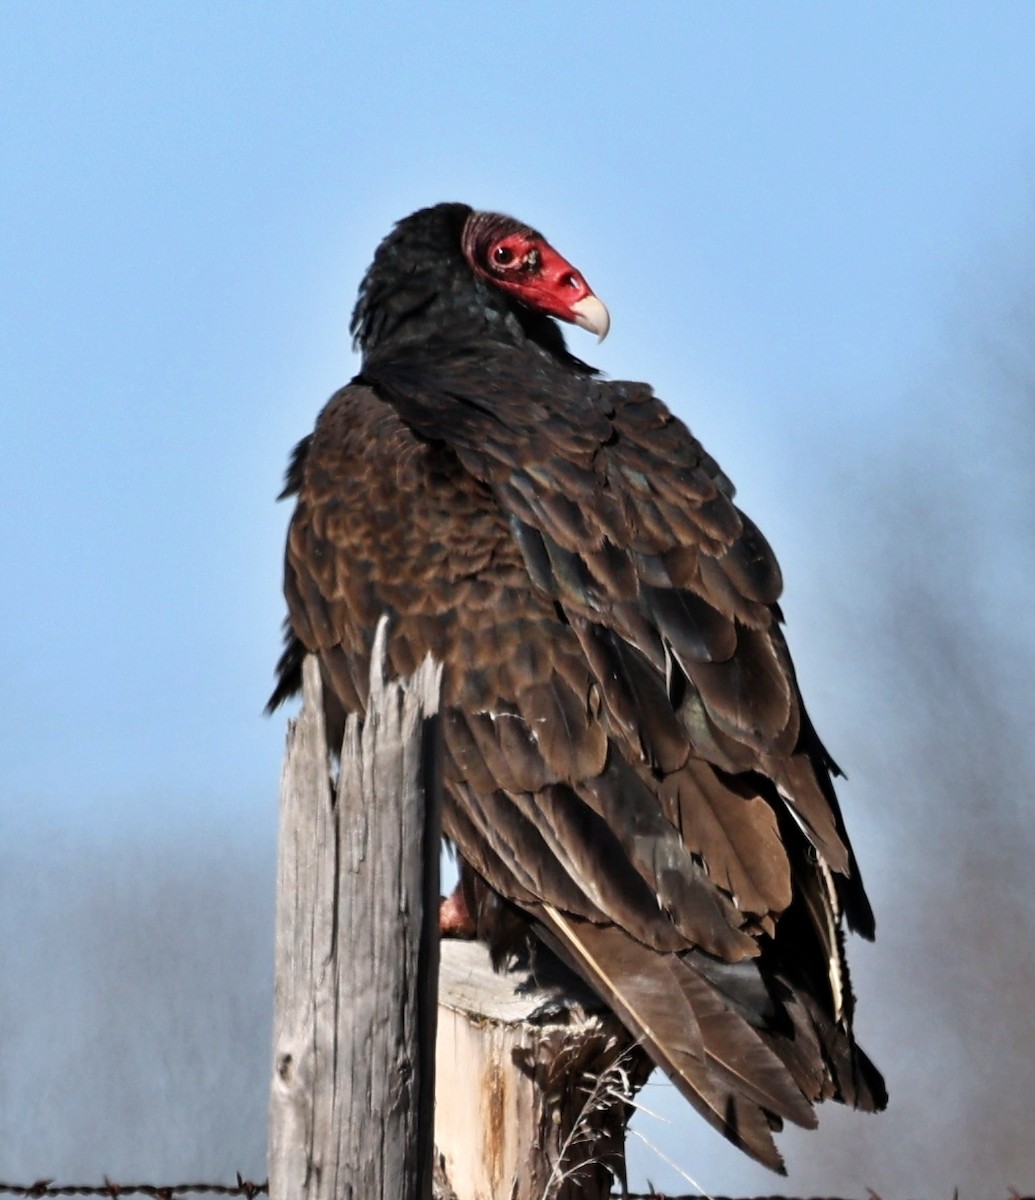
[268,202,885,1171]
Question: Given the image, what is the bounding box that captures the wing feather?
[270,331,883,1172]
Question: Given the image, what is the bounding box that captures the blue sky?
[4,4,1035,1195]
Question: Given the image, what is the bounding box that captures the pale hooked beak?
[571,293,611,342]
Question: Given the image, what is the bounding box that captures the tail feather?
[674,962,817,1130]
[538,906,821,1173]
[794,990,888,1112]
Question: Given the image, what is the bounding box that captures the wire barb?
[0,1184,268,1198]
[3,1185,1031,1200]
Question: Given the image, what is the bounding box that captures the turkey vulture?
[268,202,886,1171]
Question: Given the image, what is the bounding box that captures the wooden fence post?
[268,619,443,1200]
[435,940,651,1200]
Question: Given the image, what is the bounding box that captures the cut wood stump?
[435,939,651,1200]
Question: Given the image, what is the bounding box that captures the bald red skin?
[461,211,599,327]
[439,881,477,938]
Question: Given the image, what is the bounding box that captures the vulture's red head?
[351,203,609,362]
[460,210,610,341]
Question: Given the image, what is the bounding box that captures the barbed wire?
[0,1180,267,1199]
[2,1188,1032,1200]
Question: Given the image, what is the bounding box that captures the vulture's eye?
[492,245,515,266]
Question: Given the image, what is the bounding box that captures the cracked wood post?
[435,940,652,1200]
[269,618,443,1200]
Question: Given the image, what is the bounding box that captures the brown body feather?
[270,204,885,1171]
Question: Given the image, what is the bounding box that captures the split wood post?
[269,619,443,1200]
[434,939,652,1200]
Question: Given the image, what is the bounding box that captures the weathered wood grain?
[269,620,443,1200]
[435,939,651,1200]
